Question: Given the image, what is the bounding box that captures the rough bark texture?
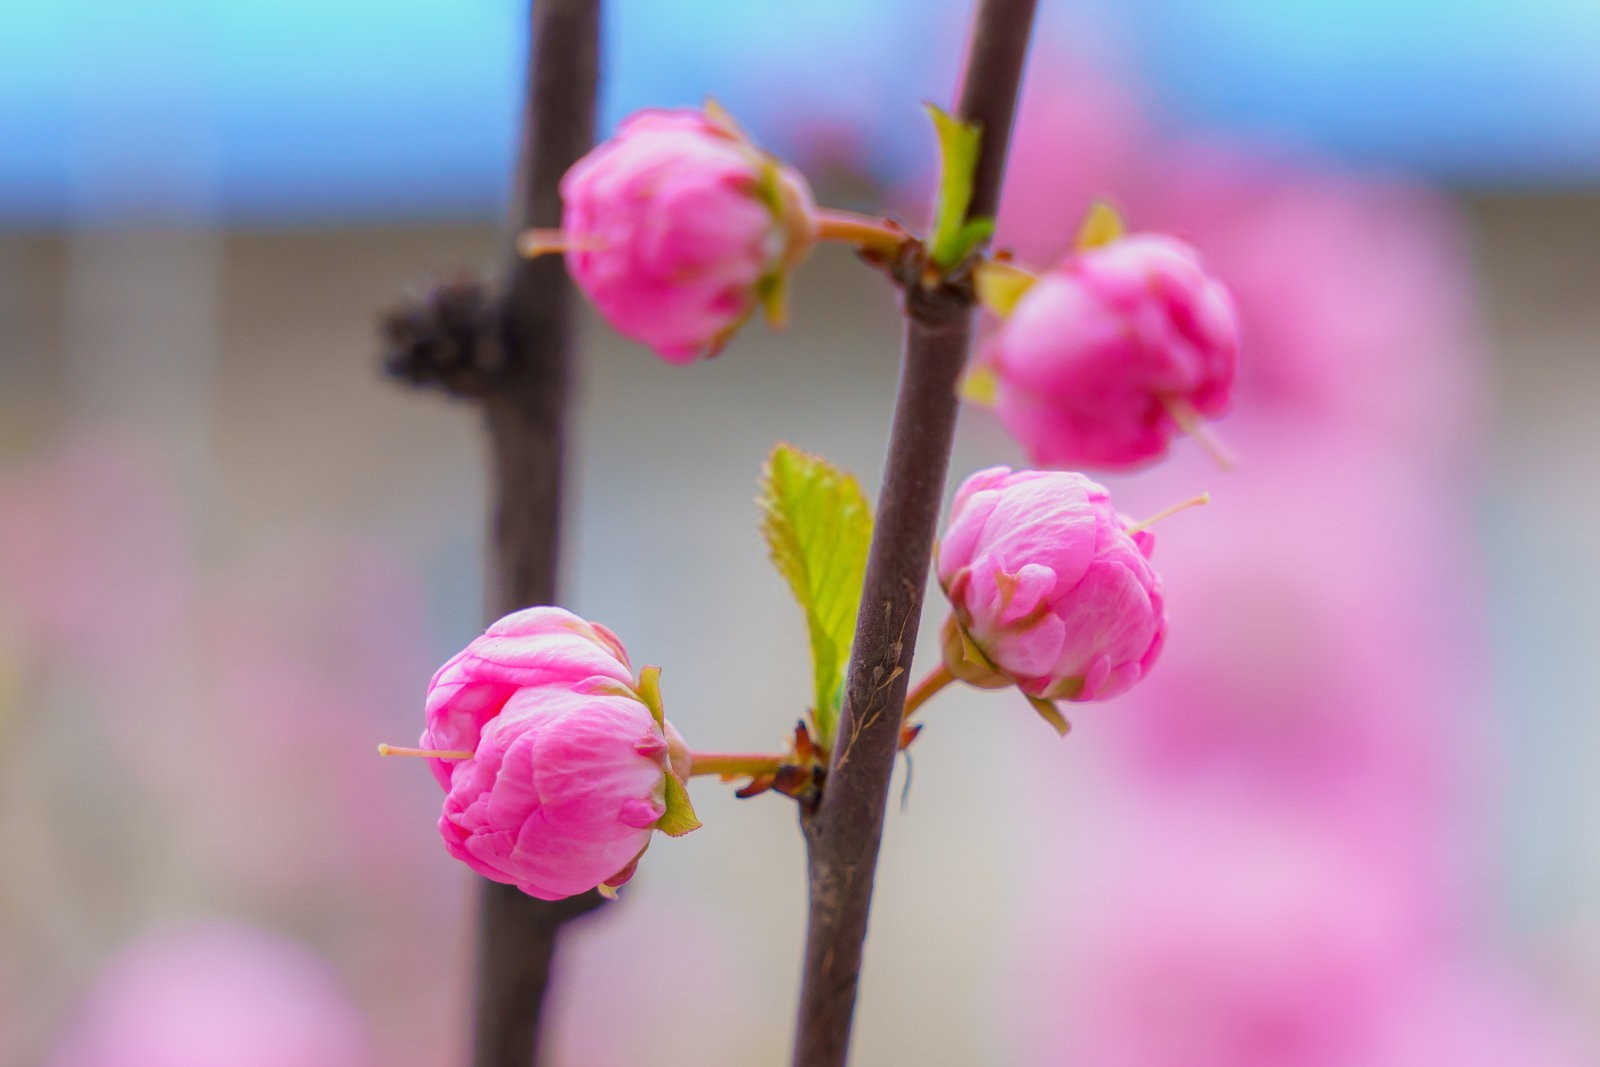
[789,2,1037,1064]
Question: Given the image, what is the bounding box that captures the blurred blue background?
[5,0,1598,223]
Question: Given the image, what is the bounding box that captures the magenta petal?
[937,467,1166,709]
[986,234,1238,471]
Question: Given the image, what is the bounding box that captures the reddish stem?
[901,663,956,721]
[688,752,787,778]
[814,208,907,253]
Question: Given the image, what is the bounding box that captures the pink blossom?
[980,45,1484,466]
[421,607,697,900]
[421,607,634,788]
[1127,143,1484,463]
[47,923,371,1067]
[560,107,817,363]
[983,235,1239,471]
[935,467,1164,705]
[1096,429,1491,855]
[1014,793,1428,1067]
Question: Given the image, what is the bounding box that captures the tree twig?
[472,4,604,1065]
[379,1,601,1064]
[789,2,1037,1064]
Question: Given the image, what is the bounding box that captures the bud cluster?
[387,103,1235,899]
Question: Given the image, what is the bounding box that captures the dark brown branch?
[789,2,1036,1065]
[380,1,601,1065]
[470,4,603,1067]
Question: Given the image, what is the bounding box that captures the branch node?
[379,276,509,399]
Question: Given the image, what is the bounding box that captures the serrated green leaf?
[759,443,873,748]
[925,104,987,269]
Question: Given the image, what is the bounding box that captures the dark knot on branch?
[380,276,507,398]
[865,238,979,329]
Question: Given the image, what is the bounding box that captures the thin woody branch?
[378,2,602,1065]
[473,4,604,1066]
[789,2,1038,1065]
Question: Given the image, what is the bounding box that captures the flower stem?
[515,227,568,258]
[1124,492,1211,536]
[377,743,474,760]
[814,208,908,254]
[1161,393,1237,471]
[688,752,787,778]
[901,663,956,721]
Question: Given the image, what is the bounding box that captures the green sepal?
[973,260,1037,318]
[1075,200,1125,250]
[959,364,999,407]
[656,772,702,837]
[757,270,788,327]
[925,104,988,269]
[758,443,874,748]
[635,665,665,728]
[701,96,746,140]
[944,217,996,267]
[1024,694,1072,737]
[752,160,785,219]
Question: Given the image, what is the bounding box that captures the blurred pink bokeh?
[46,923,372,1067]
[985,42,1589,1067]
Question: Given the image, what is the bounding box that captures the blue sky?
[2,0,1596,222]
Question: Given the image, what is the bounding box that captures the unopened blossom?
[982,235,1238,470]
[1102,431,1482,819]
[553,105,818,363]
[417,607,699,900]
[935,467,1165,723]
[1130,143,1483,464]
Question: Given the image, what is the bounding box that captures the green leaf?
[759,443,874,748]
[925,104,989,269]
[656,771,702,837]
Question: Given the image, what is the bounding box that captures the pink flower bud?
[984,235,1239,470]
[559,107,818,363]
[419,607,698,900]
[936,467,1164,706]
